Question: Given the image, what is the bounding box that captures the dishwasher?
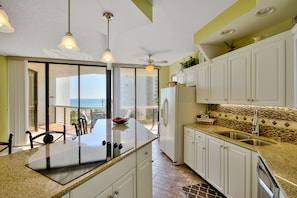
[257,157,280,198]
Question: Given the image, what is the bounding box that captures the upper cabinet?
[251,39,285,106]
[228,39,286,106]
[176,30,293,107]
[195,30,293,107]
[196,63,209,103]
[228,51,251,104]
[208,58,228,104]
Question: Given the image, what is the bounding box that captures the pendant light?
[0,4,14,33]
[100,12,115,63]
[58,0,79,51]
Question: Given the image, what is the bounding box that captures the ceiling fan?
[138,54,168,72]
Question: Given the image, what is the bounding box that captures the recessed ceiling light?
[256,7,276,17]
[220,29,235,36]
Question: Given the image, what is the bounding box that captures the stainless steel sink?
[217,131,251,140]
[239,139,275,146]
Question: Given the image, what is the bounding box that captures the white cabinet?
[206,136,224,192]
[183,66,198,86]
[70,143,153,198]
[224,142,251,198]
[208,58,228,104]
[251,39,285,106]
[206,135,251,198]
[70,153,136,198]
[184,127,195,168]
[196,63,209,103]
[137,143,152,198]
[228,38,285,106]
[96,169,136,198]
[228,51,251,104]
[184,127,206,178]
[193,130,206,178]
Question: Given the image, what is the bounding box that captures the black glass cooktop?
[26,126,134,185]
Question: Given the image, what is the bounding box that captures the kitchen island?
[0,118,157,198]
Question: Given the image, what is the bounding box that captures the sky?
[70,74,106,99]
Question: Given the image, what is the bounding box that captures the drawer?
[184,127,195,137]
[137,143,152,163]
[195,130,206,142]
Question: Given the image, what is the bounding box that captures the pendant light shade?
[58,0,79,51]
[101,12,115,63]
[58,32,79,51]
[101,48,115,63]
[0,4,14,33]
[146,65,154,72]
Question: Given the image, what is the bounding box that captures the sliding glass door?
[114,67,158,133]
[28,62,106,136]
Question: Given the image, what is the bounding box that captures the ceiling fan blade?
[153,60,168,64]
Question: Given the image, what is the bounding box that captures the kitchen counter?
[185,123,297,198]
[0,119,157,198]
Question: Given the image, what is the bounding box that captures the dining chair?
[72,117,88,136]
[25,125,66,148]
[0,134,13,154]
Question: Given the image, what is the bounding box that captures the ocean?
[70,98,106,107]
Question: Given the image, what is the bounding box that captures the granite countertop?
[185,123,297,198]
[0,119,157,198]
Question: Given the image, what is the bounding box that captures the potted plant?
[180,56,199,70]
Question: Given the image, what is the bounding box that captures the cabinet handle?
[224,146,228,149]
[145,152,148,155]
[247,99,250,101]
[203,147,206,150]
[251,99,255,101]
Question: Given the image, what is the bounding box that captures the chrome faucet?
[252,110,259,136]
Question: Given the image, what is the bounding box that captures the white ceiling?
[0,0,296,66]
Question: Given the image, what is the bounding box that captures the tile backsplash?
[208,104,297,145]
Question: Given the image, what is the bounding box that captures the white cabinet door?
[224,142,251,198]
[95,186,113,198]
[251,40,285,106]
[228,52,251,104]
[206,136,224,192]
[196,64,209,103]
[184,131,195,169]
[113,169,136,198]
[184,66,198,86]
[137,158,152,198]
[137,143,152,198]
[206,135,252,198]
[194,140,206,178]
[209,59,228,104]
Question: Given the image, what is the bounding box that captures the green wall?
[0,55,8,141]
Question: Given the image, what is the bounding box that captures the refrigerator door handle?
[164,98,168,127]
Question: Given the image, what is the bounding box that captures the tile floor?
[152,138,225,198]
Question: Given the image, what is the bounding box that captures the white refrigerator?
[159,86,206,165]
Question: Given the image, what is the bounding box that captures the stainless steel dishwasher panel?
[257,157,279,198]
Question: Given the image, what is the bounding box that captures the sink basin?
[240,139,275,146]
[217,131,251,140]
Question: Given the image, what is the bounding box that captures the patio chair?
[0,134,13,154]
[25,125,66,148]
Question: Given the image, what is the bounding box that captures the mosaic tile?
[208,104,297,145]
